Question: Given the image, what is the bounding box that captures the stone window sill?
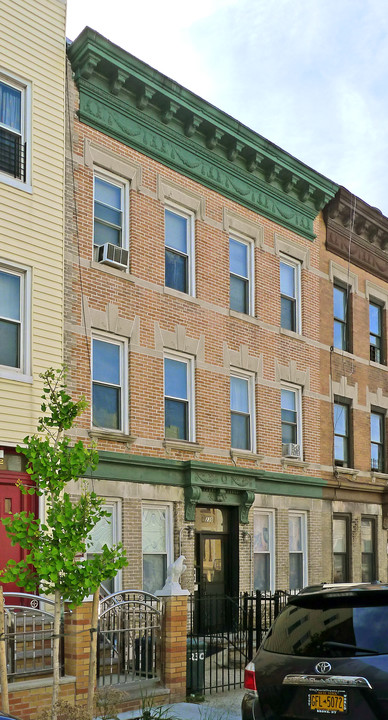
[280,327,303,340]
[231,450,263,465]
[281,457,310,469]
[334,466,359,478]
[88,429,136,447]
[163,286,199,304]
[163,439,203,454]
[229,309,257,324]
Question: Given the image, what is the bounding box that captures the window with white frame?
[230,372,255,451]
[333,284,349,351]
[281,385,302,457]
[92,336,126,432]
[93,172,128,250]
[229,237,253,315]
[86,500,122,594]
[0,74,30,184]
[165,207,194,295]
[254,510,275,592]
[289,512,307,590]
[369,301,384,364]
[333,515,350,583]
[371,410,385,472]
[164,354,194,441]
[361,517,376,582]
[142,504,173,594]
[280,256,301,333]
[0,264,29,374]
[334,400,350,467]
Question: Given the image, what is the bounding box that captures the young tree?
[1,368,127,720]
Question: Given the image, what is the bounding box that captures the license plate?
[308,690,347,714]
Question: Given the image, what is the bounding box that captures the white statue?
[155,554,190,596]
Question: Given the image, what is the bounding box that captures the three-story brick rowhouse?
[321,188,388,584]
[66,27,387,603]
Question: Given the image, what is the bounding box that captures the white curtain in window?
[0,82,21,133]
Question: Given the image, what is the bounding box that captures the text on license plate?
[308,691,347,713]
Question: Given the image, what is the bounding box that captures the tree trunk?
[87,588,99,720]
[51,588,61,720]
[0,587,9,713]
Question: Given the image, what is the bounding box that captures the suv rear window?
[262,598,388,657]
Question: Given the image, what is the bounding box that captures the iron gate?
[98,590,161,686]
[187,590,291,695]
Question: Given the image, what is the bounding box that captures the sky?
[66,0,388,216]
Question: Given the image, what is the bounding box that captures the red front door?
[0,471,37,595]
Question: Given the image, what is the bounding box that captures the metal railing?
[3,592,63,681]
[98,590,162,687]
[0,127,26,180]
[187,590,295,695]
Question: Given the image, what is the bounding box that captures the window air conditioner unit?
[97,243,129,270]
[282,443,300,459]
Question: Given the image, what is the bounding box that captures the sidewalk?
[117,688,242,720]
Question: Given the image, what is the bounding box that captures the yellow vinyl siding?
[0,0,66,445]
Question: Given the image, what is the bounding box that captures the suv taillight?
[244,661,257,692]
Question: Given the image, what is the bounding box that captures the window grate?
[0,128,25,180]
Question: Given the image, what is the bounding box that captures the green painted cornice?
[90,453,326,520]
[68,28,338,240]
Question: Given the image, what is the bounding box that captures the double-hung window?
[92,336,126,432]
[0,265,29,374]
[333,515,350,583]
[280,257,301,333]
[164,354,194,441]
[230,373,255,451]
[142,504,173,594]
[254,511,275,592]
[0,76,27,182]
[370,302,383,363]
[289,512,307,591]
[229,237,253,314]
[334,401,350,467]
[165,207,194,295]
[281,386,302,457]
[87,500,121,594]
[361,517,376,582]
[93,172,128,251]
[371,410,385,472]
[333,284,349,351]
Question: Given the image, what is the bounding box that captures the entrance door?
[194,505,239,633]
[0,472,36,595]
[198,533,228,633]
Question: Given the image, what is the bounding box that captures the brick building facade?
[65,28,388,606]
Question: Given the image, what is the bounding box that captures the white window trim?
[281,383,303,458]
[230,369,256,452]
[164,203,196,297]
[0,70,32,190]
[254,509,275,593]
[229,234,255,316]
[93,168,130,253]
[164,351,195,442]
[91,332,128,434]
[289,510,308,589]
[0,259,31,381]
[87,498,122,593]
[142,501,174,590]
[280,254,302,335]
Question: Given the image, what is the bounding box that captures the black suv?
[242,583,388,719]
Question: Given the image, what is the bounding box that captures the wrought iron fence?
[3,592,63,680]
[97,590,161,687]
[187,590,293,695]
